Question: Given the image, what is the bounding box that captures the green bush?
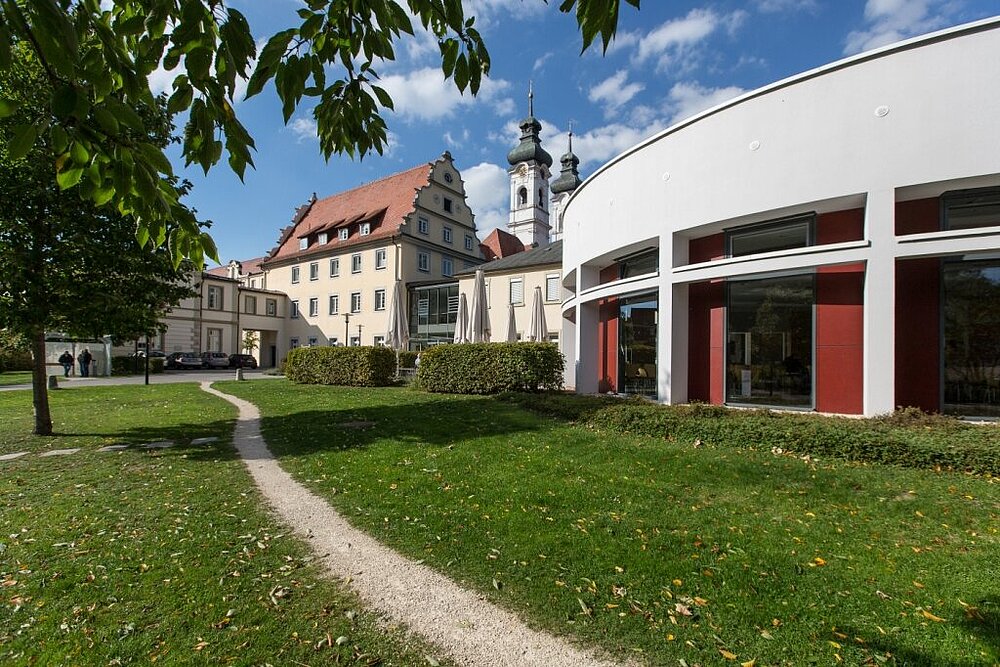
[499,393,1000,475]
[397,350,418,368]
[0,330,31,372]
[417,342,563,394]
[285,346,396,386]
[111,356,164,376]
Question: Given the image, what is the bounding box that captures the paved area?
[0,369,282,392]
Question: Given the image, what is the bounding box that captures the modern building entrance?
[618,294,657,398]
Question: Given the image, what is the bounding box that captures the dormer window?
[360,222,371,236]
[318,232,328,244]
[299,238,308,250]
[339,228,349,241]
[517,187,527,206]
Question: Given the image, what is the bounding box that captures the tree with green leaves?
[0,0,637,265]
[0,45,197,435]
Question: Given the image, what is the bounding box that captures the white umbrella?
[505,303,518,342]
[468,268,491,343]
[453,292,470,343]
[386,282,409,375]
[528,286,548,342]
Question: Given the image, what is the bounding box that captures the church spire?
[551,124,582,195]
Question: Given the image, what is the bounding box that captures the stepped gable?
[265,162,435,263]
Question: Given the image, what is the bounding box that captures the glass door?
[943,260,1000,417]
[618,295,658,398]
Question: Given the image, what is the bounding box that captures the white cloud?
[618,8,749,73]
[462,161,510,238]
[289,116,318,143]
[588,70,645,116]
[844,0,950,54]
[444,129,471,148]
[532,52,554,72]
[493,97,516,116]
[755,0,818,13]
[667,81,746,124]
[379,67,511,122]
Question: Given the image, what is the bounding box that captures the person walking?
[78,348,93,377]
[58,350,74,377]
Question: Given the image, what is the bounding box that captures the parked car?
[131,349,165,358]
[228,354,258,369]
[165,352,203,370]
[200,351,230,369]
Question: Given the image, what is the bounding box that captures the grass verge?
[0,372,32,387]
[0,383,451,666]
[221,380,1000,667]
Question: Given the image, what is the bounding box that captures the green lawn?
[0,384,451,666]
[0,371,32,387]
[221,380,1000,667]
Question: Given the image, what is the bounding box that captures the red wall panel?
[815,269,864,414]
[895,198,939,236]
[817,208,864,244]
[689,233,725,263]
[597,298,618,393]
[688,281,724,403]
[895,259,941,412]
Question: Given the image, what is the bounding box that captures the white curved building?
[561,18,1000,417]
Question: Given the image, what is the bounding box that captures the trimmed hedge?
[499,393,1000,475]
[397,350,418,369]
[285,345,396,386]
[417,342,563,394]
[111,356,164,376]
[0,349,31,373]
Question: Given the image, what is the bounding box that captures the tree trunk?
[30,329,52,436]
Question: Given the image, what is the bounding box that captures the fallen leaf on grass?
[921,609,946,622]
[720,649,737,660]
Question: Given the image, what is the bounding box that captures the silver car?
[200,352,230,369]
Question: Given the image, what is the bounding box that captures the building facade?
[561,19,1000,417]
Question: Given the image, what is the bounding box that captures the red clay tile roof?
[206,265,228,277]
[206,256,268,278]
[480,228,525,261]
[264,162,436,264]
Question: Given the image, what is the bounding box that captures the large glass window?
[409,283,459,349]
[727,215,814,258]
[618,249,658,279]
[942,259,1000,416]
[619,294,658,398]
[942,187,1000,231]
[726,275,814,408]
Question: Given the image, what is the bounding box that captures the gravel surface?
[203,382,625,667]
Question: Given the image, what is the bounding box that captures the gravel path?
[202,382,625,667]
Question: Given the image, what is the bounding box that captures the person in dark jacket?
[58,350,73,377]
[78,348,93,377]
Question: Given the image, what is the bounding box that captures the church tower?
[507,86,552,248]
[549,127,582,243]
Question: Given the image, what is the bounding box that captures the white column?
[863,189,897,416]
[575,300,599,394]
[560,311,577,390]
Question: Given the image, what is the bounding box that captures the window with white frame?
[418,217,429,235]
[291,266,300,283]
[329,337,339,346]
[309,262,319,281]
[375,248,387,270]
[545,274,560,302]
[290,337,300,349]
[299,238,308,250]
[330,258,339,277]
[207,285,223,310]
[442,257,453,277]
[417,251,429,272]
[443,197,453,213]
[351,292,361,313]
[207,328,222,352]
[509,277,524,305]
[290,300,299,319]
[443,226,452,243]
[266,298,277,316]
[309,297,318,317]
[360,222,370,236]
[373,335,385,346]
[250,278,256,288]
[465,234,474,251]
[307,336,318,347]
[350,336,360,347]
[339,228,348,240]
[245,295,257,314]
[329,294,339,315]
[318,232,327,244]
[374,288,386,311]
[351,253,362,273]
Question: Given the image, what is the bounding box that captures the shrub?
[111,356,164,376]
[499,394,1000,475]
[397,350,418,368]
[0,329,31,372]
[417,342,563,394]
[285,346,396,386]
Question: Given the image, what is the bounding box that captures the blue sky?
[164,0,999,265]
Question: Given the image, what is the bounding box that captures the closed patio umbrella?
[453,292,470,343]
[528,286,548,342]
[386,281,409,375]
[468,268,491,342]
[505,303,518,342]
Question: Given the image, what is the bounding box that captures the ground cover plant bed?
[222,380,1000,666]
[499,393,1000,476]
[0,384,451,666]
